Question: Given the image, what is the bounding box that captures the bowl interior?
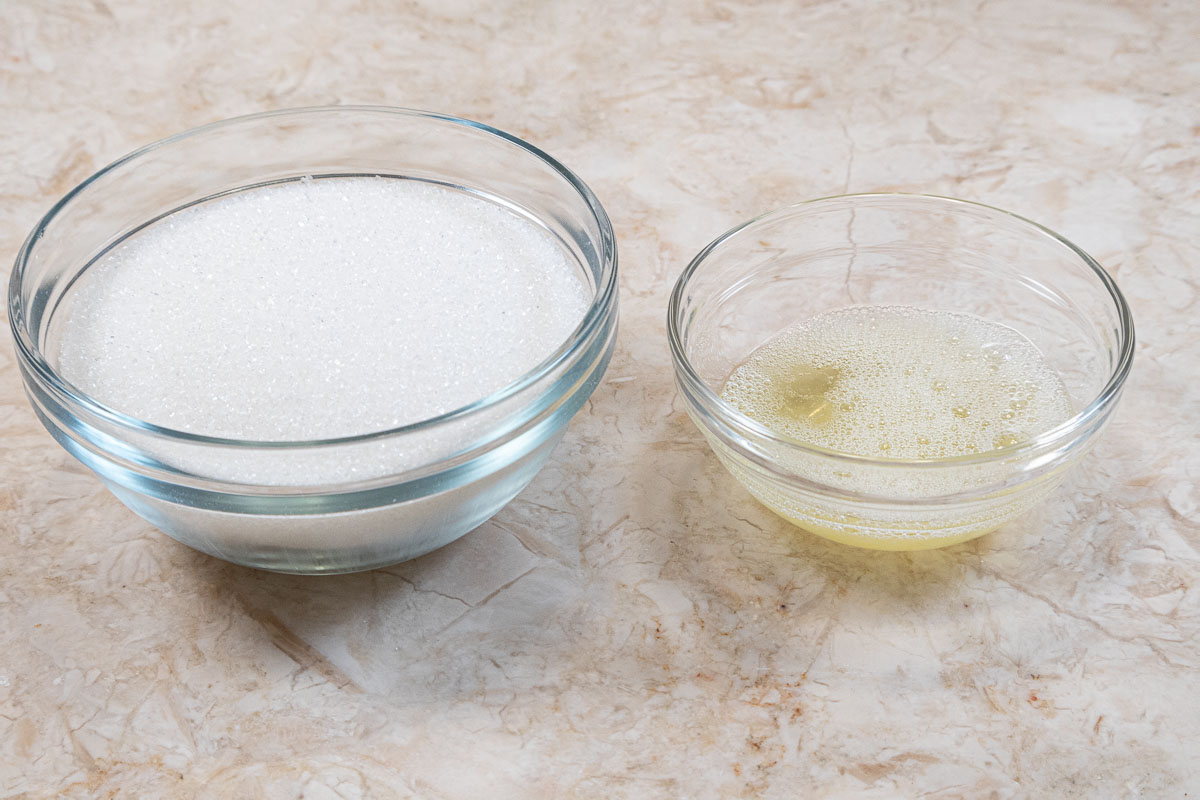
[675,195,1127,423]
[18,108,610,407]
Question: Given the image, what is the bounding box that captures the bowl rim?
[667,192,1135,470]
[9,105,618,450]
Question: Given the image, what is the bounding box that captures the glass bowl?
[668,194,1133,551]
[9,106,618,574]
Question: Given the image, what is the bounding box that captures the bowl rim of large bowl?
[667,192,1135,470]
[9,105,618,450]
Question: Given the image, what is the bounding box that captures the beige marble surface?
[2,0,1198,796]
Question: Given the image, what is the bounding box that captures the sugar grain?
[57,177,591,441]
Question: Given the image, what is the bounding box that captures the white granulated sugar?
[57,177,591,441]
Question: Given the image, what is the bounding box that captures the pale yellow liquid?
[720,305,1074,549]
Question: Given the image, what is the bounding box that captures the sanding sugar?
[56,176,592,441]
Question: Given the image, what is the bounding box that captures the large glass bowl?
[9,106,618,574]
[668,194,1132,551]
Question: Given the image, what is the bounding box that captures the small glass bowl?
[9,106,618,574]
[668,194,1133,551]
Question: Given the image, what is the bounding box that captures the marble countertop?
[2,1,1198,796]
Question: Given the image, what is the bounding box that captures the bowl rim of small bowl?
[9,105,618,451]
[667,192,1135,470]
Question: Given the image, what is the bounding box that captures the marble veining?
[1,0,1198,796]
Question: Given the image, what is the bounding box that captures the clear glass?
[668,194,1133,550]
[10,106,618,573]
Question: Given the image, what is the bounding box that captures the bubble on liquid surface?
[720,305,1073,461]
